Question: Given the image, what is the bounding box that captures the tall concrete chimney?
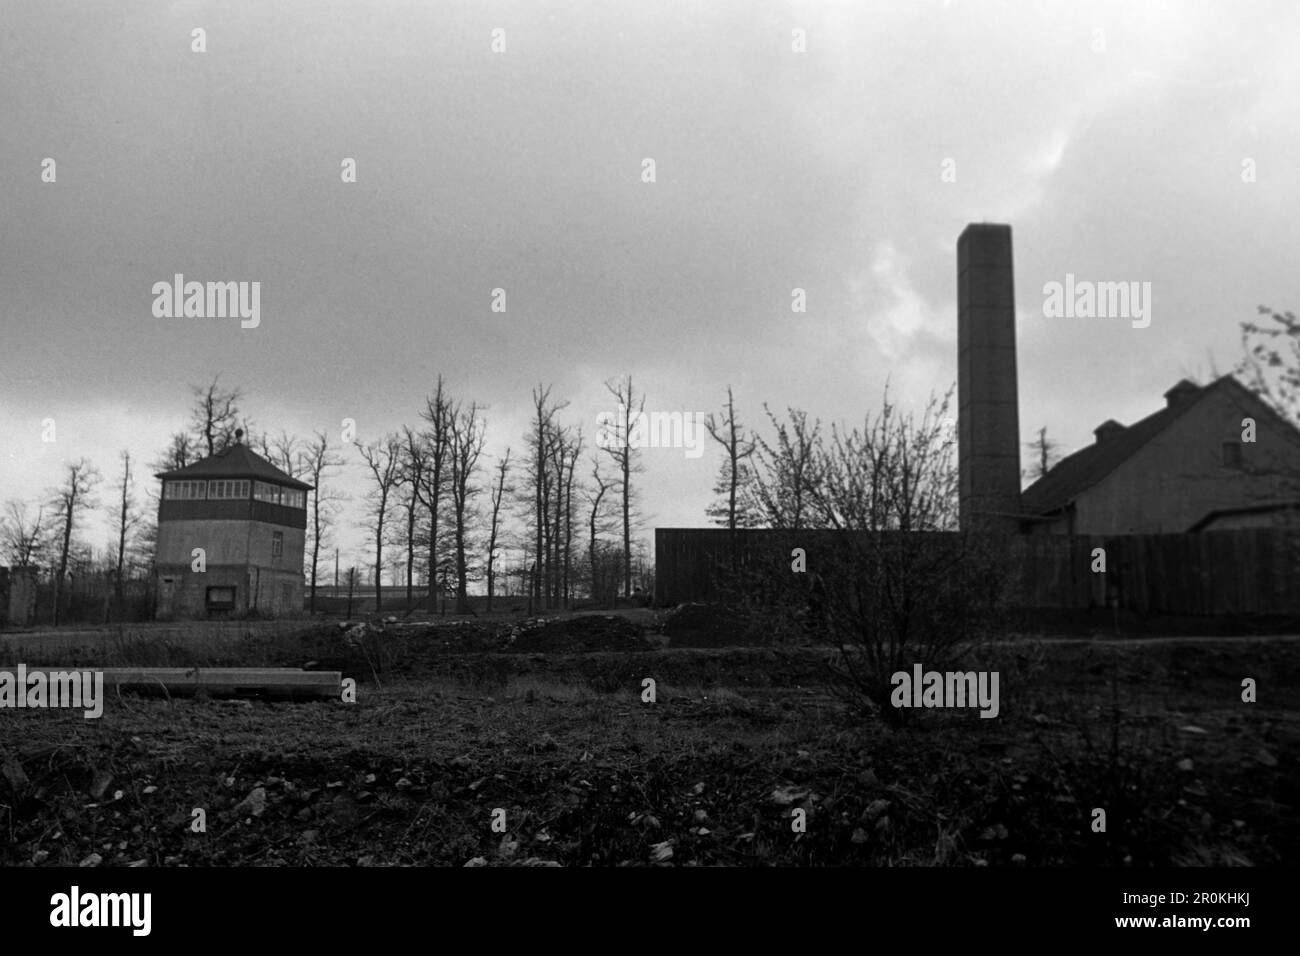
[958,223,1021,532]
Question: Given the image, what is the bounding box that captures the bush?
[718,386,1012,724]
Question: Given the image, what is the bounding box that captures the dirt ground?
[1,613,1296,867]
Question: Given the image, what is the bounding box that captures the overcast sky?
[2,0,1297,571]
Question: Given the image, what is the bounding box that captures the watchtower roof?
[155,442,313,490]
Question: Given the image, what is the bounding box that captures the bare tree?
[585,459,615,605]
[562,431,583,607]
[356,434,403,615]
[396,425,428,611]
[527,385,568,610]
[417,378,454,612]
[1,499,49,569]
[705,385,760,535]
[1239,305,1300,426]
[112,450,141,619]
[601,375,646,598]
[48,459,102,626]
[256,429,303,478]
[153,432,194,473]
[546,423,581,607]
[485,449,512,612]
[190,376,246,457]
[301,431,346,615]
[449,401,487,614]
[1024,426,1061,482]
[750,405,822,530]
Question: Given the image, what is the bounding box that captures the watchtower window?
[208,479,249,499]
[254,481,283,504]
[164,480,207,500]
[272,531,284,557]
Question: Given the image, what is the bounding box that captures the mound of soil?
[661,603,758,648]
[509,614,651,653]
[396,621,503,652]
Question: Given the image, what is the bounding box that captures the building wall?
[155,565,303,618]
[1072,390,1300,534]
[157,519,305,571]
[155,517,305,619]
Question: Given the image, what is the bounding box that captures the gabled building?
[1019,376,1300,534]
[957,223,1300,536]
[153,433,313,618]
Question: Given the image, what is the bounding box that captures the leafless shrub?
[721,386,1011,725]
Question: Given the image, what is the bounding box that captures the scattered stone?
[518,858,561,867]
[979,823,1009,841]
[2,758,30,792]
[1176,758,1194,772]
[850,828,869,845]
[860,798,891,823]
[857,768,879,787]
[649,840,674,863]
[536,733,558,752]
[464,856,489,867]
[771,785,810,806]
[395,777,412,789]
[31,850,49,864]
[449,755,473,769]
[89,770,114,801]
[364,773,376,784]
[79,853,102,867]
[1256,749,1278,768]
[142,786,158,795]
[234,787,268,817]
[690,782,705,796]
[1011,853,1027,864]
[1179,725,1208,735]
[693,809,709,825]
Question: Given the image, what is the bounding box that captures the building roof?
[1187,499,1300,532]
[1020,375,1285,518]
[155,442,313,490]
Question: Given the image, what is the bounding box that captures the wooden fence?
[654,528,1300,616]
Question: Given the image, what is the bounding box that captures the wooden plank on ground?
[1,667,341,700]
